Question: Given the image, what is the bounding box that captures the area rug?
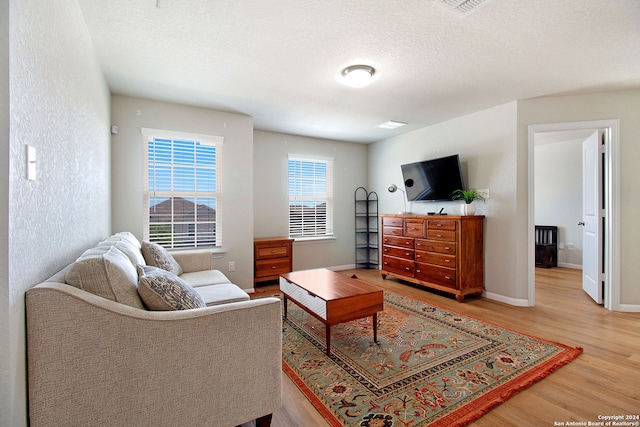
[252,287,582,427]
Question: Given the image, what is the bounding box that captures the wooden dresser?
[380,214,484,302]
[254,237,294,285]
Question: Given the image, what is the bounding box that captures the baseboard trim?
[483,291,531,307]
[557,262,582,269]
[617,304,640,313]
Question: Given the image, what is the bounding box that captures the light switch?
[26,145,36,181]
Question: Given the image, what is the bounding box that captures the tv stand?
[380,214,484,302]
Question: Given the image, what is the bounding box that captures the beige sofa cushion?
[180,270,232,287]
[141,241,183,276]
[65,246,144,309]
[137,265,205,310]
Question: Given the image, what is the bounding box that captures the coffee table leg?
[373,313,378,343]
[326,324,331,356]
[283,295,288,319]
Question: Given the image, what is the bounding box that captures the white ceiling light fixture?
[378,120,408,130]
[435,0,492,16]
[341,65,375,88]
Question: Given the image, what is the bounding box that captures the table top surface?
[280,268,383,301]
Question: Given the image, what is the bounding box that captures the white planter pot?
[460,203,476,216]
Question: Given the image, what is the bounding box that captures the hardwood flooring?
[245,267,640,427]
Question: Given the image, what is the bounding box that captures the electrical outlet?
[228,261,235,272]
[567,243,575,250]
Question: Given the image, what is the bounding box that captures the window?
[142,128,223,249]
[288,155,333,239]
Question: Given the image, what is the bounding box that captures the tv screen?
[401,154,464,202]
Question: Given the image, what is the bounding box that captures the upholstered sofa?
[26,233,282,427]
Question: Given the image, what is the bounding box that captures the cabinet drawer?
[383,217,403,227]
[383,226,403,236]
[382,245,414,260]
[427,220,456,231]
[404,219,426,238]
[415,264,456,288]
[382,235,414,249]
[415,251,456,268]
[382,256,415,277]
[255,244,290,260]
[280,277,327,319]
[415,239,457,255]
[427,229,456,242]
[255,259,291,277]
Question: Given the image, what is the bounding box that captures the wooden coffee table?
[280,269,384,356]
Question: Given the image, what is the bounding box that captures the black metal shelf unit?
[355,187,379,269]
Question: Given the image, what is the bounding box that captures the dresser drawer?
[427,220,456,231]
[382,245,414,260]
[280,277,327,319]
[255,243,291,260]
[404,219,426,238]
[415,251,456,268]
[382,217,404,227]
[382,256,415,277]
[383,226,403,236]
[255,258,291,278]
[383,235,414,249]
[427,229,456,242]
[415,239,457,255]
[415,264,456,288]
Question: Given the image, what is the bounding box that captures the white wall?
[253,130,368,271]
[4,1,111,425]
[369,102,524,303]
[111,96,255,288]
[534,139,583,267]
[518,89,640,306]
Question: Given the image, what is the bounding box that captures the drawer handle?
[405,267,410,271]
[437,224,443,227]
[405,241,410,244]
[437,234,443,238]
[445,246,450,250]
[445,260,451,263]
[445,276,451,280]
[405,252,410,256]
[271,266,277,269]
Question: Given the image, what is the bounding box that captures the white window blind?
[288,155,334,239]
[142,128,223,249]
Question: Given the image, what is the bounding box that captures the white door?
[582,131,604,304]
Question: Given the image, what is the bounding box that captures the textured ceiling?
[77,0,640,143]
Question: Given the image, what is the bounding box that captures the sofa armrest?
[26,283,282,427]
[171,250,212,273]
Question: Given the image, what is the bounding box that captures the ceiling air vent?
[435,0,492,16]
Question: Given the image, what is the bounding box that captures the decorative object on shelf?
[387,183,411,214]
[354,187,379,269]
[452,188,485,216]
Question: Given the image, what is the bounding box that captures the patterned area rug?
[253,288,582,427]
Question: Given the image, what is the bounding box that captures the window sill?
[169,247,227,258]
[292,236,336,245]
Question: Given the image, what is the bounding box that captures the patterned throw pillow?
[137,265,205,311]
[141,241,183,276]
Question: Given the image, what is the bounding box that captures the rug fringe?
[431,346,584,427]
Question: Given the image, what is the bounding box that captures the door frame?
[527,119,620,310]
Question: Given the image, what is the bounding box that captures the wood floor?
[246,268,640,427]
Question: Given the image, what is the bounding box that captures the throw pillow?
[65,246,145,309]
[137,265,205,311]
[141,241,183,276]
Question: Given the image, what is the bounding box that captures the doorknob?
[578,221,585,226]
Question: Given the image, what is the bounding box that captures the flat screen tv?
[401,154,465,202]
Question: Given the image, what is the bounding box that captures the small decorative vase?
[461,203,475,216]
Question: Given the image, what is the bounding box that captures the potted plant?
[452,189,485,216]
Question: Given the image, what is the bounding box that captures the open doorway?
[527,120,620,311]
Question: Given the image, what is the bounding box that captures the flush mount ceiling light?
[378,120,408,130]
[341,65,375,88]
